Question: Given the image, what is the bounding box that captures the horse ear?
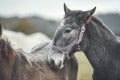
[64,3,71,15]
[86,7,96,24]
[0,24,2,36]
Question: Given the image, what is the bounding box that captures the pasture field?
[75,52,93,80]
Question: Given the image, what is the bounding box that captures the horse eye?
[64,28,72,33]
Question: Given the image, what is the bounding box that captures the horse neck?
[83,17,117,69]
[0,58,16,80]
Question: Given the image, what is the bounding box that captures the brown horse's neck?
[0,38,17,80]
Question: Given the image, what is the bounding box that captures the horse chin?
[51,64,64,70]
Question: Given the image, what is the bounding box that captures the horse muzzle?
[48,51,65,70]
[49,58,64,70]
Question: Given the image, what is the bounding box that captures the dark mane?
[91,16,107,29]
[90,16,116,39]
[91,17,103,25]
[0,24,15,60]
[0,38,15,60]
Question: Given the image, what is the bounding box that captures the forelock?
[64,10,83,18]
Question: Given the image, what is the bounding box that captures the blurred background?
[0,0,120,80]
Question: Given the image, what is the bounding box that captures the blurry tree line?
[0,13,120,38]
[0,16,58,38]
[13,19,34,34]
[3,18,35,34]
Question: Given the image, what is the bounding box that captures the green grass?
[75,52,93,80]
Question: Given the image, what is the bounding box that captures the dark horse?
[0,24,78,80]
[48,3,120,80]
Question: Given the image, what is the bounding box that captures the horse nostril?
[50,58,55,66]
[59,60,62,67]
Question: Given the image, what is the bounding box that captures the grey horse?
[48,3,120,80]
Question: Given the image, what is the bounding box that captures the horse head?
[48,3,96,69]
